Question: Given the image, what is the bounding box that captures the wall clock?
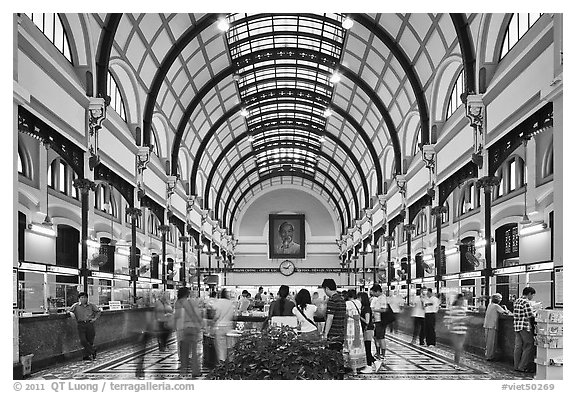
[279,260,296,276]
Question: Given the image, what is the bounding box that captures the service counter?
[16,307,152,376]
[396,307,515,361]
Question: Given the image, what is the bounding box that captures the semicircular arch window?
[26,13,72,63]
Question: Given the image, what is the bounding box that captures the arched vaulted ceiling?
[93,13,477,234]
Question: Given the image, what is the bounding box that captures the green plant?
[206,325,343,380]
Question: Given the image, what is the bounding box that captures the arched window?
[148,213,161,237]
[151,128,161,157]
[432,201,449,229]
[166,225,175,244]
[108,71,127,122]
[459,180,480,216]
[446,69,464,119]
[543,143,553,178]
[500,13,544,60]
[125,208,142,229]
[94,184,118,218]
[47,157,79,200]
[26,13,73,63]
[415,210,428,236]
[18,146,29,178]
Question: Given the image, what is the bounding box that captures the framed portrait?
[269,214,305,259]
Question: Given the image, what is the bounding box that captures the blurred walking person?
[175,287,203,377]
[212,288,234,362]
[154,292,173,351]
[445,293,469,370]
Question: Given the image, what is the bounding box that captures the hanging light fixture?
[520,138,531,225]
[30,141,55,236]
[342,16,354,30]
[329,72,341,84]
[217,18,230,32]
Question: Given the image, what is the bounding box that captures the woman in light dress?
[344,289,372,374]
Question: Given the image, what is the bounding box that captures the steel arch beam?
[142,14,221,147]
[204,126,370,213]
[181,61,386,192]
[214,141,360,225]
[222,165,352,233]
[352,13,430,152]
[192,101,374,201]
[95,13,122,102]
[228,172,347,234]
[450,13,476,95]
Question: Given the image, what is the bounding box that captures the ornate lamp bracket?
[465,94,486,168]
[135,146,151,200]
[88,98,106,171]
[186,195,197,213]
[166,175,178,201]
[377,194,387,214]
[422,144,437,197]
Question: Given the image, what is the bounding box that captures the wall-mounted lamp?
[519,221,548,236]
[86,239,101,248]
[474,236,494,248]
[445,247,459,256]
[28,221,56,237]
[116,247,131,256]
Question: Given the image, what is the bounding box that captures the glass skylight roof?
[225,13,346,180]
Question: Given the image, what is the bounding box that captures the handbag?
[381,304,396,325]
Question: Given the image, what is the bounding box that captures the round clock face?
[279,260,295,276]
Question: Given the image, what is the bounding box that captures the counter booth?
[492,262,555,310]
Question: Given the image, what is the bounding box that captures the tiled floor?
[30,331,532,380]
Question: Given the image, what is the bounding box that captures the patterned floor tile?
[29,331,534,380]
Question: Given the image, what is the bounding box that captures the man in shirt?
[513,286,536,373]
[321,278,346,378]
[254,286,264,310]
[370,284,388,359]
[423,288,440,347]
[69,292,101,360]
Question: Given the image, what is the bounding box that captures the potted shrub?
[206,325,343,380]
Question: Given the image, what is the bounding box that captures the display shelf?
[534,309,563,381]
